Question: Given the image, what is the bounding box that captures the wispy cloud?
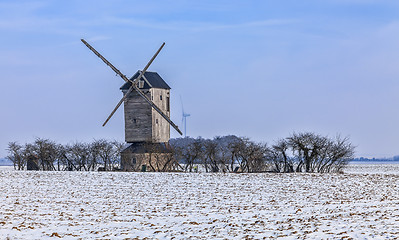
[189,19,298,32]
[325,0,399,5]
[104,17,297,32]
[85,35,112,42]
[0,1,47,13]
[0,0,296,36]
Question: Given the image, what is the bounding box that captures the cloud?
[0,1,47,13]
[185,19,297,32]
[103,16,297,32]
[85,36,112,43]
[325,0,399,4]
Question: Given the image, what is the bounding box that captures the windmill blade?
[103,83,183,135]
[81,39,129,83]
[82,39,166,126]
[104,83,183,135]
[102,85,134,126]
[81,39,182,135]
[81,39,165,86]
[137,42,165,83]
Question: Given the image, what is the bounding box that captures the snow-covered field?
[1,164,399,239]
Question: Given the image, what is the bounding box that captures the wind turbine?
[180,95,191,137]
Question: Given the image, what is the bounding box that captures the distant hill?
[0,158,12,166]
[170,135,242,149]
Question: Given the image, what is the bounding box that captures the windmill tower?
[81,39,182,171]
[121,71,173,143]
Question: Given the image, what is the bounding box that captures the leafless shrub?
[285,132,355,173]
[6,142,25,170]
[6,139,124,171]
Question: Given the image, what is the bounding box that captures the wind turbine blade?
[180,95,185,113]
[180,95,184,125]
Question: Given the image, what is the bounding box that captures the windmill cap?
[120,71,171,90]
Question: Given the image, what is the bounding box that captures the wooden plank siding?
[123,88,170,143]
[123,89,153,142]
[151,88,170,143]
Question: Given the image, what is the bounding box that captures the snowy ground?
[1,164,399,239]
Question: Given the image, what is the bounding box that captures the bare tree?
[146,143,160,172]
[22,143,37,169]
[162,146,182,172]
[286,132,355,173]
[204,139,219,172]
[57,144,76,171]
[179,138,204,172]
[213,136,235,172]
[110,141,125,170]
[317,135,355,173]
[229,137,247,172]
[287,132,328,173]
[66,142,91,171]
[271,139,294,173]
[6,142,25,170]
[6,133,353,173]
[92,139,114,171]
[243,141,269,173]
[145,143,178,172]
[33,138,58,171]
[227,137,268,173]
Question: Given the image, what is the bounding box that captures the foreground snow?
[1,165,399,239]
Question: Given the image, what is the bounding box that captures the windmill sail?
[81,39,182,135]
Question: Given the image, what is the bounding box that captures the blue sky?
[1,0,399,158]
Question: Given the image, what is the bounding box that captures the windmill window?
[138,80,144,88]
[160,95,162,100]
[134,119,137,124]
[156,119,158,124]
[167,97,170,111]
[132,158,136,164]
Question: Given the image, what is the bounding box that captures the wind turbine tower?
[180,96,191,137]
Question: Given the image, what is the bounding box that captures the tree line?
[170,132,355,173]
[6,138,124,171]
[6,132,355,173]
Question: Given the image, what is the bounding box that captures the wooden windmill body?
[81,40,182,171]
[121,71,171,143]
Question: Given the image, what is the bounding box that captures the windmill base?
[121,142,175,172]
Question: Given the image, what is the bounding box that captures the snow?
[346,161,399,174]
[1,164,399,239]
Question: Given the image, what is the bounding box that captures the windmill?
[81,39,182,171]
[180,95,191,137]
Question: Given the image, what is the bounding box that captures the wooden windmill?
[81,39,182,171]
